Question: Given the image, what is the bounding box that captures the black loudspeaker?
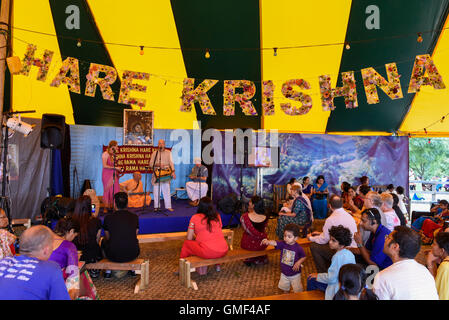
[217,193,238,214]
[41,114,66,149]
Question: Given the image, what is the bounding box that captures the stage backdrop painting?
[212,133,409,206]
[70,125,196,199]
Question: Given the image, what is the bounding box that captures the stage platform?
[98,199,241,234]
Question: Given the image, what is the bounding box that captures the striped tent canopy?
[8,0,449,135]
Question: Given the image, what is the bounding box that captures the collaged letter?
[361,63,403,104]
[180,78,218,115]
[85,63,118,101]
[262,80,275,115]
[319,72,358,110]
[223,80,258,116]
[408,54,445,93]
[20,44,54,81]
[118,70,150,108]
[50,57,80,93]
[280,79,313,115]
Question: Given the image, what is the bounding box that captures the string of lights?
[14,33,449,89]
[11,23,449,55]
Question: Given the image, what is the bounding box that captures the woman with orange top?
[180,197,229,275]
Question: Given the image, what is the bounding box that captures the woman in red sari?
[102,140,122,209]
[240,196,269,266]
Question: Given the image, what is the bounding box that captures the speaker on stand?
[40,114,66,197]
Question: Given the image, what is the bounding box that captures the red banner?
[102,145,171,174]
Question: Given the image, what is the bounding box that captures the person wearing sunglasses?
[353,208,393,270]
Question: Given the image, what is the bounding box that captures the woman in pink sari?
[102,140,122,209]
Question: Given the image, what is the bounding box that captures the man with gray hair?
[0,225,70,300]
[359,191,387,244]
[364,191,387,226]
[380,192,401,232]
[307,194,358,273]
[186,157,208,206]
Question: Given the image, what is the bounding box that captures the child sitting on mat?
[261,223,306,293]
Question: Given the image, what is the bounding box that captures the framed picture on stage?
[248,146,280,168]
[123,109,154,145]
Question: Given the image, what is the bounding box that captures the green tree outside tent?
[409,138,449,181]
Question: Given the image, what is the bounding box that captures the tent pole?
[0,0,11,158]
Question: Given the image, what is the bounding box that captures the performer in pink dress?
[102,140,122,209]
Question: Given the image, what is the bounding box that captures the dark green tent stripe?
[49,0,129,127]
[325,0,449,133]
[170,0,262,130]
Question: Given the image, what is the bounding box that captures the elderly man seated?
[186,157,208,206]
[120,172,151,208]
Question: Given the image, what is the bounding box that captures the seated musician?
[119,172,151,208]
[186,157,208,207]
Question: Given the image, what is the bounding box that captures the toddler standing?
[262,223,306,293]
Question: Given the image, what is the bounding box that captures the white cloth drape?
[186,181,208,201]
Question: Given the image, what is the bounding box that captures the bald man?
[120,172,151,208]
[149,139,176,212]
[0,225,70,300]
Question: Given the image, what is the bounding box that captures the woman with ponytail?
[333,264,378,300]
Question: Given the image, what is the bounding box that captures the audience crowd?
[0,174,447,301]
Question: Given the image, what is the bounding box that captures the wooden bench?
[248,290,325,300]
[84,258,149,294]
[179,238,312,289]
[138,229,235,249]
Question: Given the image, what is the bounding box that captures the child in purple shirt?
[262,223,306,293]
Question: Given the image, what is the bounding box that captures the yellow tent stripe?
[12,1,74,124]
[399,13,449,135]
[87,0,195,130]
[260,0,352,132]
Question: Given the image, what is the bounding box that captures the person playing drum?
[119,172,151,208]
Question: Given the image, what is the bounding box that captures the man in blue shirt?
[0,225,70,300]
[353,208,393,270]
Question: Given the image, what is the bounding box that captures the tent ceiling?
[9,0,449,135]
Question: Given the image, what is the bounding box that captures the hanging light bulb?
[417,33,423,43]
[139,46,144,55]
[205,49,211,59]
[345,42,350,50]
[76,39,82,47]
[273,47,278,56]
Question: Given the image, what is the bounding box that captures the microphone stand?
[111,150,117,213]
[197,166,202,205]
[154,148,168,216]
